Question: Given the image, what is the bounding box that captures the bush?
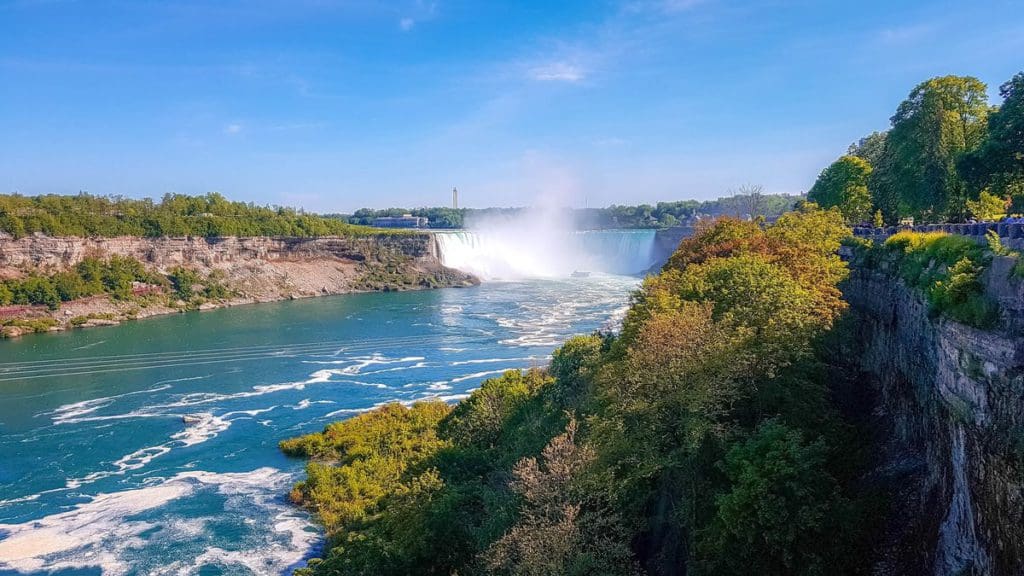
[2,317,58,333]
[1,255,170,311]
[10,277,61,310]
[875,231,999,328]
[169,267,200,300]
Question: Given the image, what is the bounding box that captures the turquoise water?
[0,275,639,575]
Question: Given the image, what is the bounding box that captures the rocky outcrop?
[0,233,440,273]
[650,226,694,271]
[843,262,1024,575]
[0,233,478,336]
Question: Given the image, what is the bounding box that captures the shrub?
[874,231,998,328]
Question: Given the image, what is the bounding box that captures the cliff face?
[842,262,1024,575]
[0,233,477,336]
[650,226,694,271]
[0,234,439,272]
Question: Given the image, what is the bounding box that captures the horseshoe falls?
[434,229,658,280]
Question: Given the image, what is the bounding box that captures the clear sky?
[1,1,1022,212]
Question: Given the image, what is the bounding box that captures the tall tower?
[452,187,459,210]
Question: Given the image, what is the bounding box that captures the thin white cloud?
[875,22,937,45]
[625,0,708,14]
[399,17,415,31]
[529,61,585,83]
[223,123,243,135]
[660,0,707,12]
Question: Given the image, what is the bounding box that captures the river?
[0,271,641,575]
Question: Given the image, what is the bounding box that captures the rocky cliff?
[842,259,1024,575]
[650,226,694,271]
[0,233,437,271]
[0,233,477,335]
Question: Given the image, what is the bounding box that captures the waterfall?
[935,425,990,576]
[434,229,657,280]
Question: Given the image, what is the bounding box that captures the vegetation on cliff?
[0,256,231,311]
[810,71,1024,224]
[0,192,407,238]
[845,231,1000,328]
[283,204,876,575]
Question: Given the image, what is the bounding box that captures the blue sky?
[1,0,1022,212]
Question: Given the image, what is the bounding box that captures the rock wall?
[0,233,439,274]
[843,263,1024,575]
[651,226,694,270]
[0,233,477,337]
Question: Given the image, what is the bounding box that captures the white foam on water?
[64,412,238,489]
[1,467,315,576]
[449,356,538,366]
[360,360,433,375]
[322,407,376,418]
[450,369,514,383]
[71,339,107,351]
[0,481,192,574]
[337,378,390,390]
[44,384,174,424]
[292,399,335,410]
[338,355,425,375]
[222,406,279,420]
[0,493,42,506]
[437,393,471,402]
[170,413,233,447]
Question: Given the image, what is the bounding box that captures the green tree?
[965,190,1007,221]
[14,277,61,309]
[696,420,853,576]
[960,72,1024,197]
[52,271,91,301]
[482,420,638,576]
[872,75,989,221]
[548,334,603,405]
[847,131,887,168]
[873,209,885,228]
[807,155,874,223]
[0,284,12,305]
[168,267,200,301]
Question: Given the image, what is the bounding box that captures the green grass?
[1,317,58,334]
[858,231,1001,328]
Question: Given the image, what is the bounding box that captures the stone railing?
[852,222,1024,251]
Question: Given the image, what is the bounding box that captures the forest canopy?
[282,204,872,576]
[810,71,1024,224]
[344,191,804,230]
[0,192,401,238]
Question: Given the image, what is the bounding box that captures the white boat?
[181,414,206,425]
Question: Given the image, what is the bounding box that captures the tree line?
[343,190,803,230]
[283,205,875,575]
[0,192,403,238]
[809,72,1024,224]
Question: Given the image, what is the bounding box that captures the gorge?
[840,249,1024,575]
[2,220,1024,575]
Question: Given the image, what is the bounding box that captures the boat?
[181,414,206,425]
[571,271,591,278]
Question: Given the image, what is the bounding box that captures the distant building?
[373,214,429,228]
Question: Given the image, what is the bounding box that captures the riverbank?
[0,233,478,338]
